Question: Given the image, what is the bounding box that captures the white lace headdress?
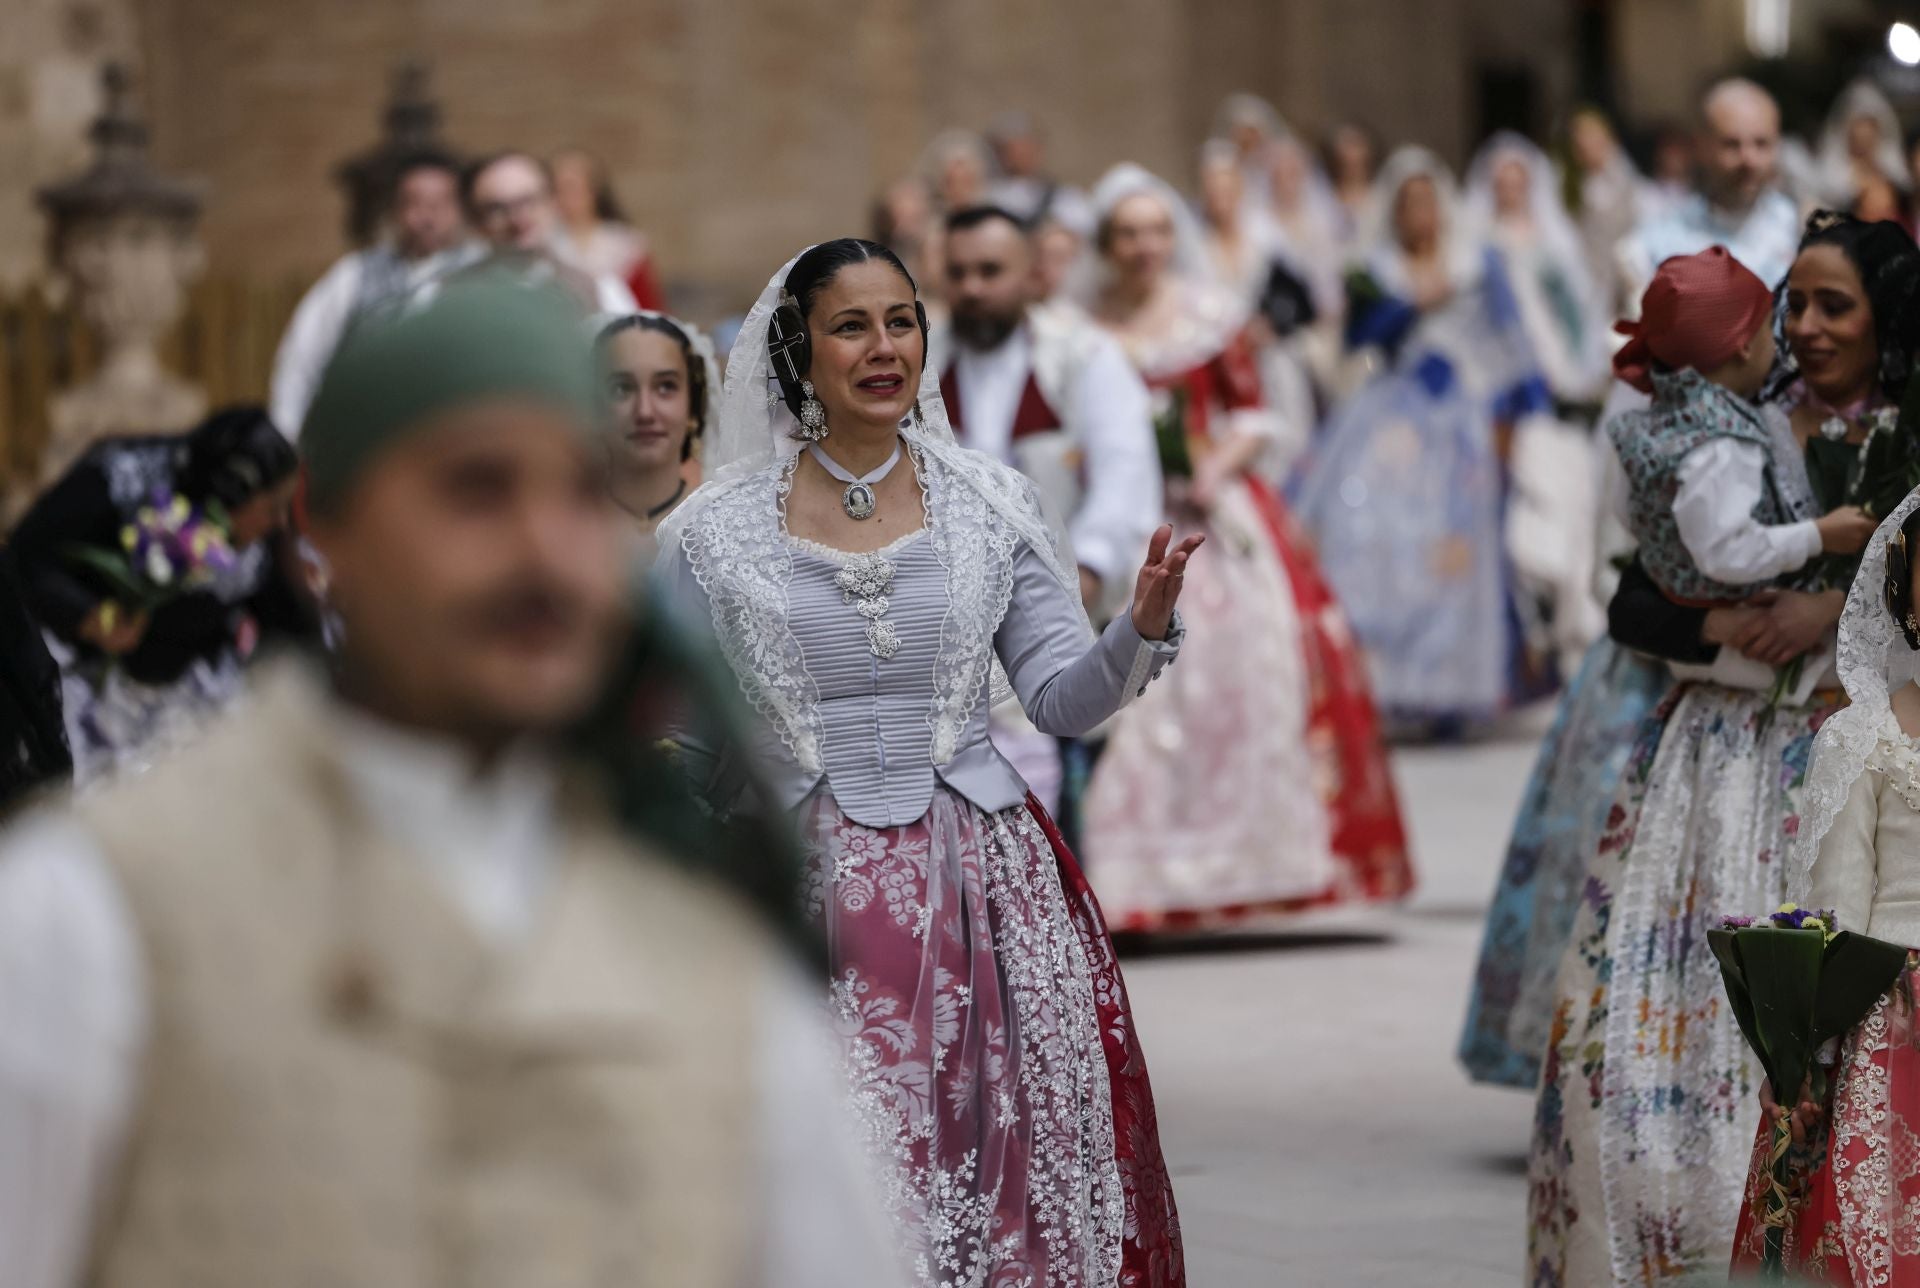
[1067,162,1214,302]
[1462,132,1588,281]
[1066,162,1255,377]
[1791,486,1920,901]
[1818,78,1911,203]
[1361,145,1482,296]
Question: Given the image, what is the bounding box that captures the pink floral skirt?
[802,787,1183,1287]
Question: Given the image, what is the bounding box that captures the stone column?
[36,62,206,486]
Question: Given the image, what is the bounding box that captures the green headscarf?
[301,272,599,513]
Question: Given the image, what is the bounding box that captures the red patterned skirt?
[1247,474,1415,906]
[1732,964,1920,1283]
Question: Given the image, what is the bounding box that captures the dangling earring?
[791,380,829,442]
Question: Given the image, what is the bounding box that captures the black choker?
[621,478,687,522]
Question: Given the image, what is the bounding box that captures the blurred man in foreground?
[0,275,893,1288]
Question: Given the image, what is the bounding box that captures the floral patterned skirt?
[802,787,1183,1287]
[1527,683,1842,1287]
[1731,962,1920,1284]
[1082,475,1410,932]
[45,630,246,786]
[1459,639,1670,1089]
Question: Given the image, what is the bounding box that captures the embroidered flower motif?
[834,554,901,659]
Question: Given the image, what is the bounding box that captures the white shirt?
[1670,437,1823,585]
[1617,188,1804,311]
[1604,431,1823,589]
[0,706,897,1288]
[949,316,1161,584]
[267,244,479,439]
[951,325,1034,467]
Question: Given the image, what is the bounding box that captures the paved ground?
[1118,711,1552,1286]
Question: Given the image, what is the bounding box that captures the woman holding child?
[1527,214,1920,1288]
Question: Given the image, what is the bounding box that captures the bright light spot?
[1746,0,1791,57]
[1891,21,1920,66]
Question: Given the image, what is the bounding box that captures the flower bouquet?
[1151,386,1193,482]
[62,491,239,636]
[1709,904,1910,1276]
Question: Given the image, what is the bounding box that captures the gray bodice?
[652,443,1179,828]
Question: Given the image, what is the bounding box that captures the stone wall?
[0,0,142,288]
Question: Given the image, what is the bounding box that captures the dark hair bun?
[1887,507,1920,651]
[768,239,926,420]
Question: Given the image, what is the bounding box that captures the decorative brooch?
[835,554,900,660]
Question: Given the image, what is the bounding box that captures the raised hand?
[1130,524,1205,642]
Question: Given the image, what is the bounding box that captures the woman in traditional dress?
[653,237,1189,1284]
[1815,79,1912,214]
[1323,121,1381,254]
[1463,132,1609,660]
[1726,491,1920,1283]
[1263,132,1344,313]
[0,546,69,812]
[1464,133,1608,408]
[1527,213,1920,1287]
[551,148,668,311]
[1293,147,1556,733]
[9,406,306,783]
[594,311,718,563]
[1567,108,1643,325]
[1075,162,1412,931]
[1211,92,1288,217]
[1197,142,1318,474]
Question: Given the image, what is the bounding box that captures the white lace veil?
[1790,486,1920,902]
[1362,146,1482,296]
[1462,132,1588,282]
[1069,162,1215,303]
[1818,78,1911,203]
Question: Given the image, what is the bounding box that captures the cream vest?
[79,663,771,1287]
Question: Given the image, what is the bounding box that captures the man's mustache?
[460,580,589,635]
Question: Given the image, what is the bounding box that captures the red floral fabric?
[1732,964,1920,1284]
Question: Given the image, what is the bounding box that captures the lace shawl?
[664,433,1082,776]
[1790,485,1920,901]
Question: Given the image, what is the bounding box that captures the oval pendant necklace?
[807,441,903,520]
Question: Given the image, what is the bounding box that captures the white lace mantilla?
[670,436,1038,774]
[1792,488,1920,902]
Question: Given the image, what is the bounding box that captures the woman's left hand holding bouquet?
[1758,1076,1826,1147]
[78,601,150,656]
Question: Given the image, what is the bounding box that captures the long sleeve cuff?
[1111,608,1182,701]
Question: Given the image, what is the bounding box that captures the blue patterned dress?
[1457,637,1670,1088]
[1294,246,1555,725]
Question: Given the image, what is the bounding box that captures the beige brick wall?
[0,0,143,288]
[0,0,1752,309]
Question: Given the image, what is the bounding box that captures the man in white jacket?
[934,204,1161,811]
[267,150,478,438]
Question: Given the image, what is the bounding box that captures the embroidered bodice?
[1609,367,1809,604]
[653,440,1180,828]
